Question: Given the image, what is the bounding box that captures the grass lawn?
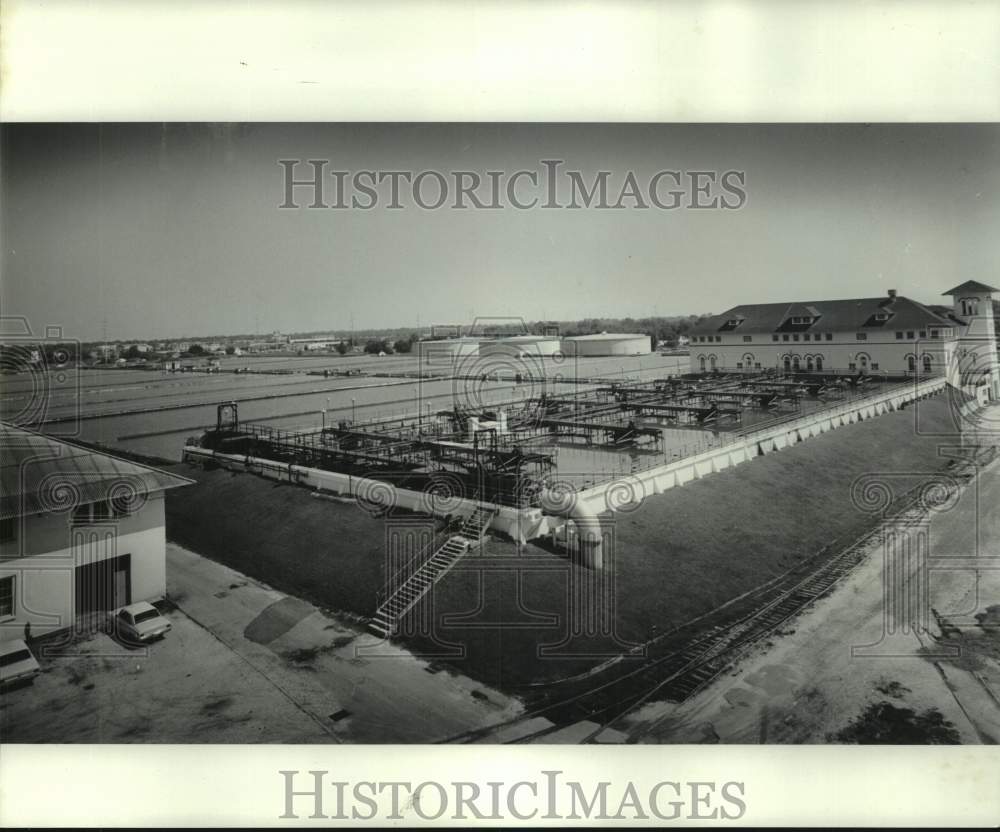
[164,395,963,691]
[164,465,444,619]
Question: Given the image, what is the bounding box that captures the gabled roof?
[689,295,954,336]
[942,280,1000,296]
[0,423,192,520]
[928,305,967,326]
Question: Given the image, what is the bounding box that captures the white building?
[288,336,345,351]
[0,425,192,642]
[561,332,651,357]
[945,280,1000,402]
[687,283,999,401]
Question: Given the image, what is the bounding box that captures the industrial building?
[0,425,191,642]
[688,282,1000,402]
[561,332,652,356]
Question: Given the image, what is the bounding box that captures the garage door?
[75,554,131,614]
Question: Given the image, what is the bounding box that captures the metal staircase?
[459,505,496,548]
[369,505,497,638]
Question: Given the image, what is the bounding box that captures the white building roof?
[0,423,193,520]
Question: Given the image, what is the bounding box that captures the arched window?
[907,355,916,373]
[792,356,801,371]
[741,353,754,372]
[709,355,717,371]
[806,356,814,371]
[961,297,979,317]
[922,354,932,373]
[815,356,824,371]
[699,355,706,372]
[783,356,791,372]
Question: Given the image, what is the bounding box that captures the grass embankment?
[165,395,962,691]
[164,466,446,619]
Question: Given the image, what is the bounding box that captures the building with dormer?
[688,282,999,402]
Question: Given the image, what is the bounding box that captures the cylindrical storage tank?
[479,335,563,359]
[418,338,480,366]
[561,333,651,357]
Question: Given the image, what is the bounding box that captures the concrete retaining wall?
[574,376,949,515]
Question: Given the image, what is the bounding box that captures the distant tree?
[225,346,236,355]
[364,339,387,354]
[124,345,141,359]
[335,341,349,355]
[393,337,414,354]
[188,344,206,356]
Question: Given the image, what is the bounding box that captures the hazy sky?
[2,123,997,341]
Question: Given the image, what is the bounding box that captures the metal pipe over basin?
[537,485,604,570]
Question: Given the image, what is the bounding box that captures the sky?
[2,123,998,341]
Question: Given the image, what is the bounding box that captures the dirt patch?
[283,646,322,664]
[284,636,354,665]
[759,686,829,743]
[926,605,1000,672]
[201,697,233,714]
[976,604,1000,630]
[874,679,911,699]
[118,723,153,739]
[828,702,961,744]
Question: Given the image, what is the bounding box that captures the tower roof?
[942,280,1000,296]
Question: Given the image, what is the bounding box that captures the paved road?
[165,544,525,742]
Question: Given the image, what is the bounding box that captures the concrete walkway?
[166,544,525,742]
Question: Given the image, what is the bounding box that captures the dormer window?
[790,316,813,325]
[874,312,890,322]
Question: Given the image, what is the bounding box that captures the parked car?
[0,639,41,687]
[110,601,172,643]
